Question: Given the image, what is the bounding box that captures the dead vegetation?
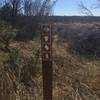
[0,40,100,100]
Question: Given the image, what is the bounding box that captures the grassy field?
[0,39,100,100]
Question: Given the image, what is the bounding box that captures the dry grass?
[0,40,100,100]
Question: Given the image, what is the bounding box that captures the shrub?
[0,21,16,52]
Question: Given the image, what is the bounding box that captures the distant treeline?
[1,16,100,24]
[50,16,100,23]
[16,16,100,23]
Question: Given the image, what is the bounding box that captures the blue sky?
[54,0,100,16]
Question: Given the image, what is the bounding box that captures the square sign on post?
[41,24,53,100]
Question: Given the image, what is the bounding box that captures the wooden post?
[41,24,53,100]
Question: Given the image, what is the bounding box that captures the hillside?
[0,40,100,100]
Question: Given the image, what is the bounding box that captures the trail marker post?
[41,24,53,100]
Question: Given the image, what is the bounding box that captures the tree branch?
[78,1,93,16]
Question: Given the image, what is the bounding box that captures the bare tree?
[1,0,57,20]
[78,1,93,16]
[78,0,100,16]
[31,0,42,16]
[38,0,53,16]
[23,0,57,16]
[78,0,100,28]
[9,0,22,23]
[0,0,23,24]
[39,0,57,16]
[24,0,32,16]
